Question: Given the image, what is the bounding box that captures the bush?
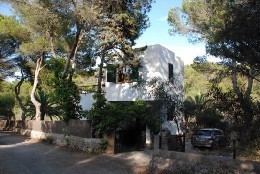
[0,93,15,119]
[239,138,260,161]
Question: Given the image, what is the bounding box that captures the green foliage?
[239,138,260,162]
[145,77,184,133]
[0,81,14,93]
[0,81,16,119]
[196,109,224,128]
[0,93,15,119]
[45,58,66,78]
[176,0,260,145]
[185,62,232,97]
[43,58,83,123]
[0,15,20,80]
[94,0,154,92]
[127,100,160,134]
[2,0,153,123]
[7,1,65,54]
[208,82,260,140]
[87,93,160,135]
[184,62,260,135]
[98,138,108,152]
[87,93,121,135]
[184,94,207,119]
[206,1,260,67]
[184,65,209,98]
[0,14,29,42]
[25,89,60,120]
[56,81,82,123]
[184,93,225,130]
[95,0,153,46]
[185,62,260,100]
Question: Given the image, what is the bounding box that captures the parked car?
[191,128,227,148]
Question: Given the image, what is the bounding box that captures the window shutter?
[168,63,173,80]
[131,65,139,82]
[167,107,174,121]
[107,64,116,83]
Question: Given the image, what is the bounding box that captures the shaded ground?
[0,131,151,174]
[1,131,259,174]
[185,141,234,158]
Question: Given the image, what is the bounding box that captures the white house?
[106,44,184,132]
[105,44,184,102]
[80,44,184,144]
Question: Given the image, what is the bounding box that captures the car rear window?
[213,130,223,135]
[194,130,212,136]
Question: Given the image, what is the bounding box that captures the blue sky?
[0,2,12,15]
[0,1,206,64]
[135,0,206,64]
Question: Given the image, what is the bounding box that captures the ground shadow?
[0,132,150,174]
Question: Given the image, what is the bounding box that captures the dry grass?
[238,138,260,162]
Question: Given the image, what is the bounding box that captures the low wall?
[0,120,101,152]
[20,129,101,152]
[147,150,260,174]
[23,120,92,138]
[0,119,93,138]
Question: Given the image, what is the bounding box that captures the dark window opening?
[168,63,173,81]
[107,64,139,83]
[107,64,117,82]
[167,110,174,121]
[118,65,132,83]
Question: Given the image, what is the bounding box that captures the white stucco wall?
[105,44,184,102]
[79,44,184,135]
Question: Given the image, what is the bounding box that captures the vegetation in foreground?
[238,138,260,162]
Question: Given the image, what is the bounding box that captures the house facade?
[105,44,184,132]
[105,44,183,102]
[80,44,184,148]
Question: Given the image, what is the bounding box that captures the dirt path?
[2,131,258,174]
[0,132,151,174]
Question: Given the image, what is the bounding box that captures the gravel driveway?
[0,132,152,174]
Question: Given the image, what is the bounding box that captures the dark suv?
[191,128,227,148]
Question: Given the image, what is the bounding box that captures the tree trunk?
[14,71,26,128]
[231,60,254,144]
[62,26,87,79]
[30,56,44,121]
[97,52,105,94]
[50,34,56,58]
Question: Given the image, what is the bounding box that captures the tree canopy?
[168,0,260,68]
[0,0,155,124]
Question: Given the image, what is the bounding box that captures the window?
[167,107,174,121]
[117,65,132,83]
[107,64,117,83]
[107,64,139,83]
[168,63,173,80]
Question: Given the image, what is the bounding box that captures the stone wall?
[147,150,260,174]
[20,129,101,152]
[0,120,93,138]
[0,120,101,152]
[23,120,92,138]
